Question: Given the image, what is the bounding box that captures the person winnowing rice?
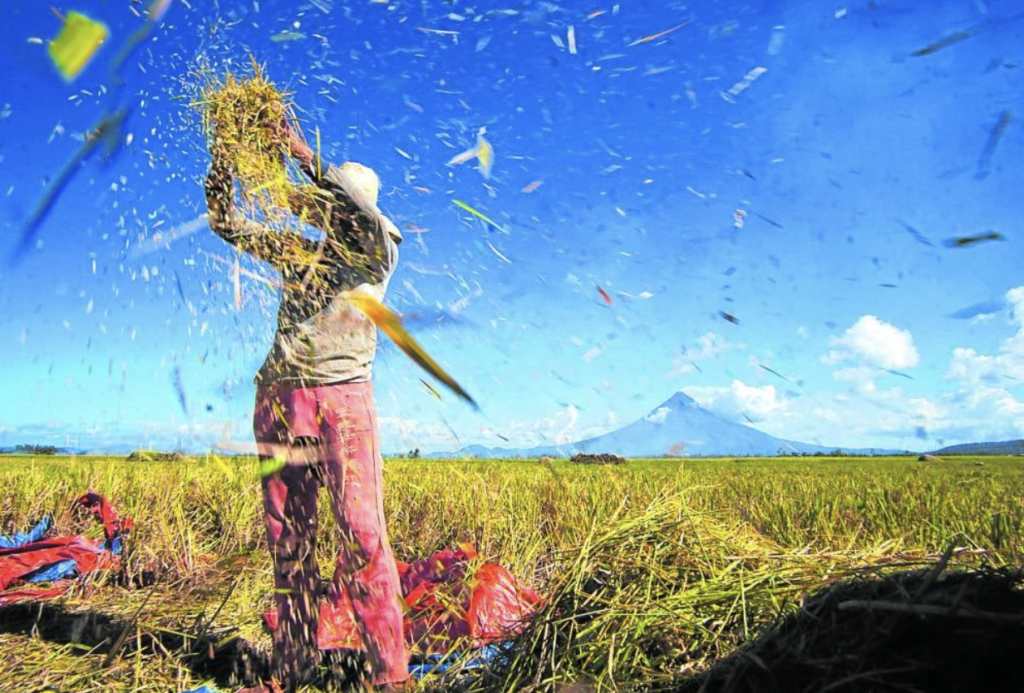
[205,119,410,693]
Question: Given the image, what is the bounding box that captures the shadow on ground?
[677,565,1024,693]
[0,600,267,688]
[0,601,376,691]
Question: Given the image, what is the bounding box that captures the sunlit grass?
[0,454,1020,691]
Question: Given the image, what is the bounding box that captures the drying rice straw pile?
[433,493,1013,693]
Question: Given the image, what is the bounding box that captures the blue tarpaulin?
[0,514,124,586]
[0,495,132,605]
[0,516,79,583]
[24,558,80,583]
[408,643,504,678]
[0,516,52,549]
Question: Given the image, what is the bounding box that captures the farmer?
[205,122,409,692]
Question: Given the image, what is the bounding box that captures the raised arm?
[319,165,399,278]
[281,126,400,282]
[204,147,317,269]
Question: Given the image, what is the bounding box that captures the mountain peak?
[441,389,901,458]
[661,390,699,410]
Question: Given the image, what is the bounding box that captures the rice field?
[0,454,1022,692]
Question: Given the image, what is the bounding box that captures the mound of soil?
[570,453,626,465]
[126,451,187,462]
[681,565,1024,693]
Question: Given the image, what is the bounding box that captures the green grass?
[0,454,1021,691]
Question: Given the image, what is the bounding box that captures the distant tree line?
[776,449,914,458]
[15,444,60,455]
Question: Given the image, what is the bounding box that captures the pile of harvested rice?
[458,494,822,692]
[437,494,1020,693]
[126,450,187,462]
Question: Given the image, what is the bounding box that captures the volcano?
[440,391,898,458]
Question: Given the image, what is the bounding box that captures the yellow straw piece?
[453,199,503,231]
[48,12,109,81]
[476,132,494,179]
[345,291,478,409]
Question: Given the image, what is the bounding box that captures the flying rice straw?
[199,66,478,409]
[197,63,306,237]
[345,290,478,409]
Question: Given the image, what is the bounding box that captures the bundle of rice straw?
[199,65,302,230]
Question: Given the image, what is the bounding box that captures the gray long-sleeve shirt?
[205,163,401,387]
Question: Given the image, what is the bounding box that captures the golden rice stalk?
[197,64,297,229]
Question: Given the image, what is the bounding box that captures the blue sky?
[1,0,1022,454]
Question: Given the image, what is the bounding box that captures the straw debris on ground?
[454,494,1007,693]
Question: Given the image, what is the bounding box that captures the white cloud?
[940,288,1024,438]
[669,332,742,376]
[0,418,257,455]
[813,407,838,422]
[689,332,739,360]
[379,416,459,450]
[832,365,880,395]
[995,395,1024,416]
[1010,287,1024,327]
[685,380,787,422]
[853,287,1024,444]
[734,381,786,418]
[551,405,581,443]
[482,404,587,447]
[946,287,1024,394]
[824,315,919,370]
[908,397,944,423]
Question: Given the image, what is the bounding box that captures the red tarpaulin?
[264,544,541,654]
[0,493,131,606]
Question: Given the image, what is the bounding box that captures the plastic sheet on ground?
[0,493,132,606]
[408,642,505,678]
[264,543,540,660]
